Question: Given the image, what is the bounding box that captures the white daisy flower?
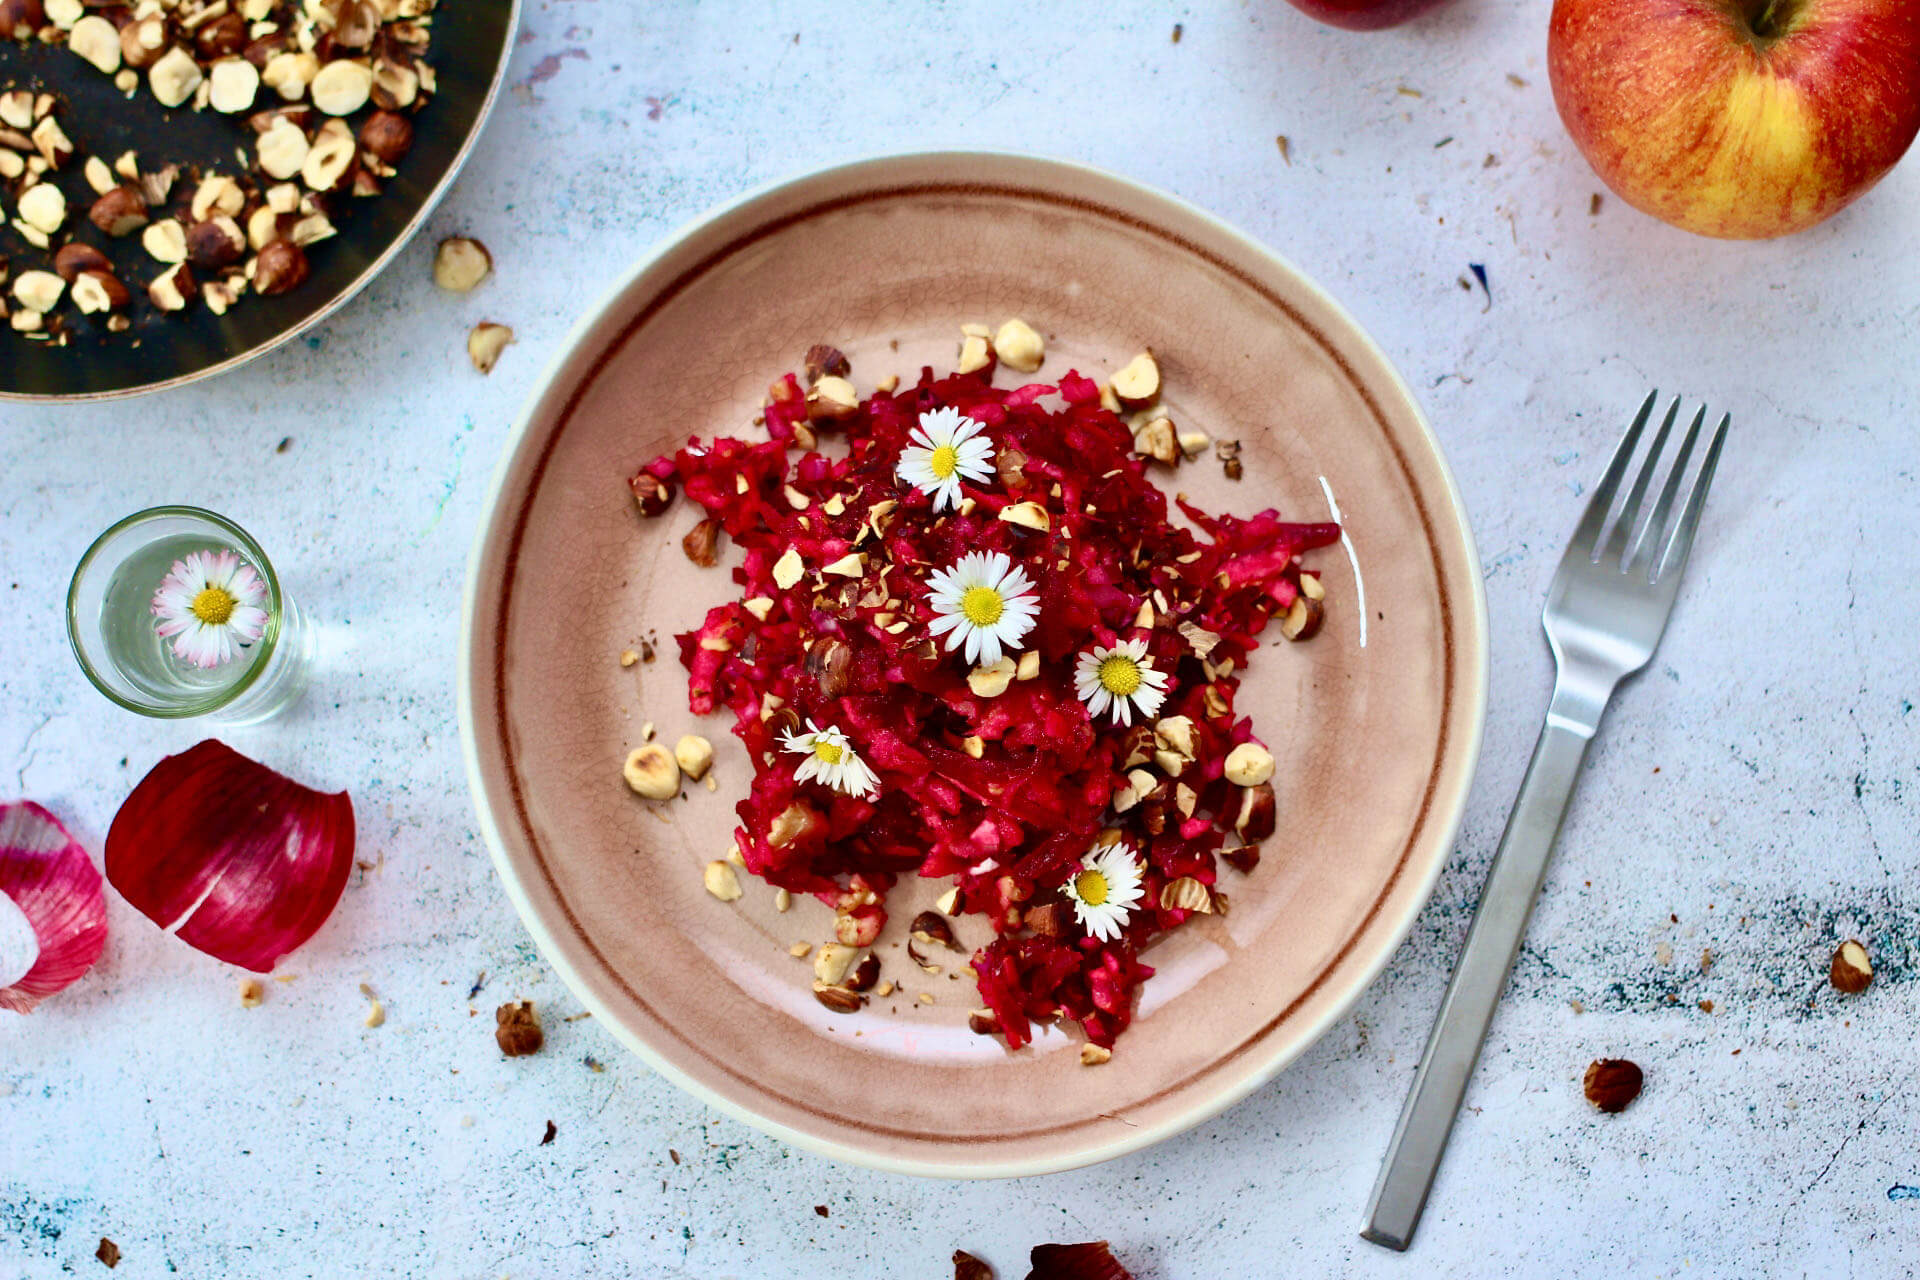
[150,549,269,670]
[781,719,879,799]
[926,550,1040,667]
[896,406,994,512]
[1073,638,1171,727]
[1063,841,1146,942]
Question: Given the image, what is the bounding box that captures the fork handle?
[1361,683,1605,1251]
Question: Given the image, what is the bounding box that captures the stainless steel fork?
[1361,393,1730,1251]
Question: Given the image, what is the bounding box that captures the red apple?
[1284,0,1453,31]
[1549,0,1920,238]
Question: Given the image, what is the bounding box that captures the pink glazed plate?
[459,152,1487,1177]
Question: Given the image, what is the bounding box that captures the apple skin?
[1283,0,1453,31]
[1548,0,1920,239]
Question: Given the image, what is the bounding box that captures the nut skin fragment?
[432,236,491,292]
[672,734,714,780]
[252,240,308,295]
[1830,939,1873,994]
[467,321,513,373]
[621,743,680,800]
[1223,742,1276,787]
[701,860,742,902]
[681,518,720,567]
[495,1001,543,1056]
[1110,349,1161,407]
[993,317,1045,372]
[804,636,852,697]
[803,343,849,383]
[1583,1058,1643,1113]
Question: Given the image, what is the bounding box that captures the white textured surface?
[5,1,1920,1276]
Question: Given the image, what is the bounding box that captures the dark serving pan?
[0,0,516,401]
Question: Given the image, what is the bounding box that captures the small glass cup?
[67,506,316,724]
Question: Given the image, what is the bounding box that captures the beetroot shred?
[633,358,1337,1052]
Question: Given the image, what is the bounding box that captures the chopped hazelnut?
[993,317,1045,372]
[495,1001,543,1056]
[1223,742,1276,787]
[1583,1058,1643,1112]
[673,734,714,780]
[967,656,1016,698]
[622,743,680,800]
[1830,939,1873,994]
[467,321,513,373]
[1110,350,1161,406]
[432,236,491,292]
[702,860,742,902]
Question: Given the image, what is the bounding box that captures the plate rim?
[457,148,1490,1178]
[0,0,524,405]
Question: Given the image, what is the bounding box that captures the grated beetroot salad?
[630,346,1338,1053]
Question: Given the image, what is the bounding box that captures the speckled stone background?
[5,1,1919,1276]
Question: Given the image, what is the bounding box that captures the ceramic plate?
[460,152,1487,1177]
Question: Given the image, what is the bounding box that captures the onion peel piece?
[0,802,108,1014]
[105,740,355,974]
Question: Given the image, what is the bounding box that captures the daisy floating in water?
[1063,841,1146,942]
[1073,637,1171,727]
[781,720,879,799]
[926,550,1040,668]
[151,549,269,670]
[896,406,994,512]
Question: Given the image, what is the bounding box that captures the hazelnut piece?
[1234,782,1277,841]
[71,270,129,314]
[68,14,121,73]
[495,1001,543,1056]
[310,59,374,115]
[1280,594,1325,641]
[804,635,852,698]
[1223,742,1276,787]
[803,343,850,382]
[956,332,992,374]
[807,375,859,423]
[148,47,204,109]
[622,743,680,800]
[53,242,111,280]
[208,57,259,113]
[186,216,247,270]
[967,655,1016,698]
[301,119,357,191]
[813,943,858,986]
[252,239,309,294]
[122,18,167,69]
[467,321,513,373]
[1582,1058,1643,1113]
[701,860,742,902]
[673,734,714,781]
[1160,877,1213,913]
[140,218,187,262]
[1830,939,1873,994]
[1080,1044,1113,1066]
[432,235,491,292]
[1133,417,1179,465]
[629,471,674,516]
[11,270,64,314]
[997,501,1050,532]
[993,317,1045,372]
[256,119,309,179]
[1110,350,1161,406]
[812,983,862,1014]
[16,183,66,235]
[359,110,413,164]
[146,262,194,312]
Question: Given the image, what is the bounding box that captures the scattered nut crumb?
[619,649,639,667]
[1080,1044,1112,1066]
[540,1119,557,1146]
[917,992,934,1005]
[495,1001,543,1057]
[789,941,812,958]
[239,978,263,1007]
[363,997,385,1028]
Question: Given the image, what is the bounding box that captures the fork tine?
[1628,404,1706,574]
[1568,391,1658,557]
[1654,412,1730,582]
[1602,397,1680,564]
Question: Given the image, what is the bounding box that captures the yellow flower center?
[928,443,959,480]
[1074,869,1110,907]
[1097,654,1142,697]
[190,586,237,626]
[960,585,1004,627]
[812,739,844,765]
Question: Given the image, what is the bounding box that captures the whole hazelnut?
[1830,939,1873,994]
[252,239,309,295]
[358,110,412,164]
[1583,1058,1644,1113]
